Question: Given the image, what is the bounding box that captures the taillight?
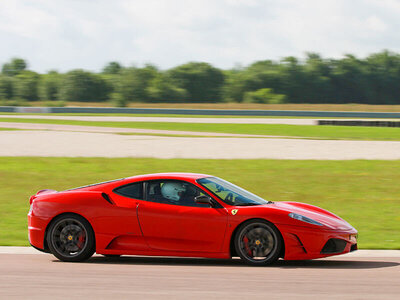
[28,200,35,216]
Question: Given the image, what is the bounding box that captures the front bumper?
[277,224,358,260]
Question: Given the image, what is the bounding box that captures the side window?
[146,180,209,207]
[114,182,143,199]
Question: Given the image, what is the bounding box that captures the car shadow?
[75,255,400,269]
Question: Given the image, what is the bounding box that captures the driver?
[161,182,186,202]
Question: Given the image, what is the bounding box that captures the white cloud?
[0,0,400,73]
[365,16,388,32]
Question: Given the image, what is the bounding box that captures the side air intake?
[102,193,115,205]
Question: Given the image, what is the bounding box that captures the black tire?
[46,214,95,262]
[234,219,282,265]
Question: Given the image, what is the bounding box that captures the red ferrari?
[28,173,358,265]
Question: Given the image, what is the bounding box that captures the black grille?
[321,238,347,254]
[350,243,358,252]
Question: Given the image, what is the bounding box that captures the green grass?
[1,117,400,140]
[0,157,399,249]
[0,128,20,131]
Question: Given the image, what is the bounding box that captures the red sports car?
[28,173,358,265]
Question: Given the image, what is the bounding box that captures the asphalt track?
[2,129,400,159]
[0,115,317,125]
[3,117,400,159]
[0,249,399,299]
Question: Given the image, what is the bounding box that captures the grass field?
[0,157,399,249]
[1,117,400,140]
[0,128,19,131]
[8,102,400,112]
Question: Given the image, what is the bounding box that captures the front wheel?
[47,214,95,262]
[234,220,282,265]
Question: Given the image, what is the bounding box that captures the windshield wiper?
[234,203,261,206]
[235,201,273,206]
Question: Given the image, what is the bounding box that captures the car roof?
[65,173,213,192]
[125,172,212,181]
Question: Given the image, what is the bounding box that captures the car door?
[105,181,149,251]
[137,180,228,252]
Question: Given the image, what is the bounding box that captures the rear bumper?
[277,224,358,260]
[29,241,50,253]
[27,212,48,251]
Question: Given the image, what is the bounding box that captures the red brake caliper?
[76,231,86,249]
[243,236,252,256]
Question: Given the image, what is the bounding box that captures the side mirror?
[194,195,215,207]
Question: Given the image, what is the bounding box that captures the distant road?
[2,129,400,159]
[3,115,400,125]
[0,114,317,125]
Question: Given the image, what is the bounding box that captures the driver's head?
[161,182,186,201]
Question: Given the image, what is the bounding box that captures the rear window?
[66,178,125,191]
[114,182,143,199]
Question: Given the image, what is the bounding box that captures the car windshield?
[197,177,270,206]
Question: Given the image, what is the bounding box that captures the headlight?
[289,213,323,226]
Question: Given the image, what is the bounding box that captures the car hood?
[266,201,353,230]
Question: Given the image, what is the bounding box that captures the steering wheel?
[225,192,234,203]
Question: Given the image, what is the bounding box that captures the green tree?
[3,50,400,106]
[2,58,27,76]
[147,73,187,102]
[243,88,286,104]
[231,60,285,102]
[38,71,62,101]
[330,54,368,103]
[14,71,40,101]
[278,56,307,103]
[222,68,247,102]
[302,53,334,103]
[168,62,225,102]
[0,75,14,99]
[116,65,158,102]
[59,70,111,102]
[110,92,128,107]
[102,62,123,74]
[364,50,400,104]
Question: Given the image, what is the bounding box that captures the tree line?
[1,50,400,106]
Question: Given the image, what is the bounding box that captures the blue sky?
[1,0,399,73]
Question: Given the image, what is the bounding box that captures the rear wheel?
[234,220,282,265]
[47,214,95,262]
